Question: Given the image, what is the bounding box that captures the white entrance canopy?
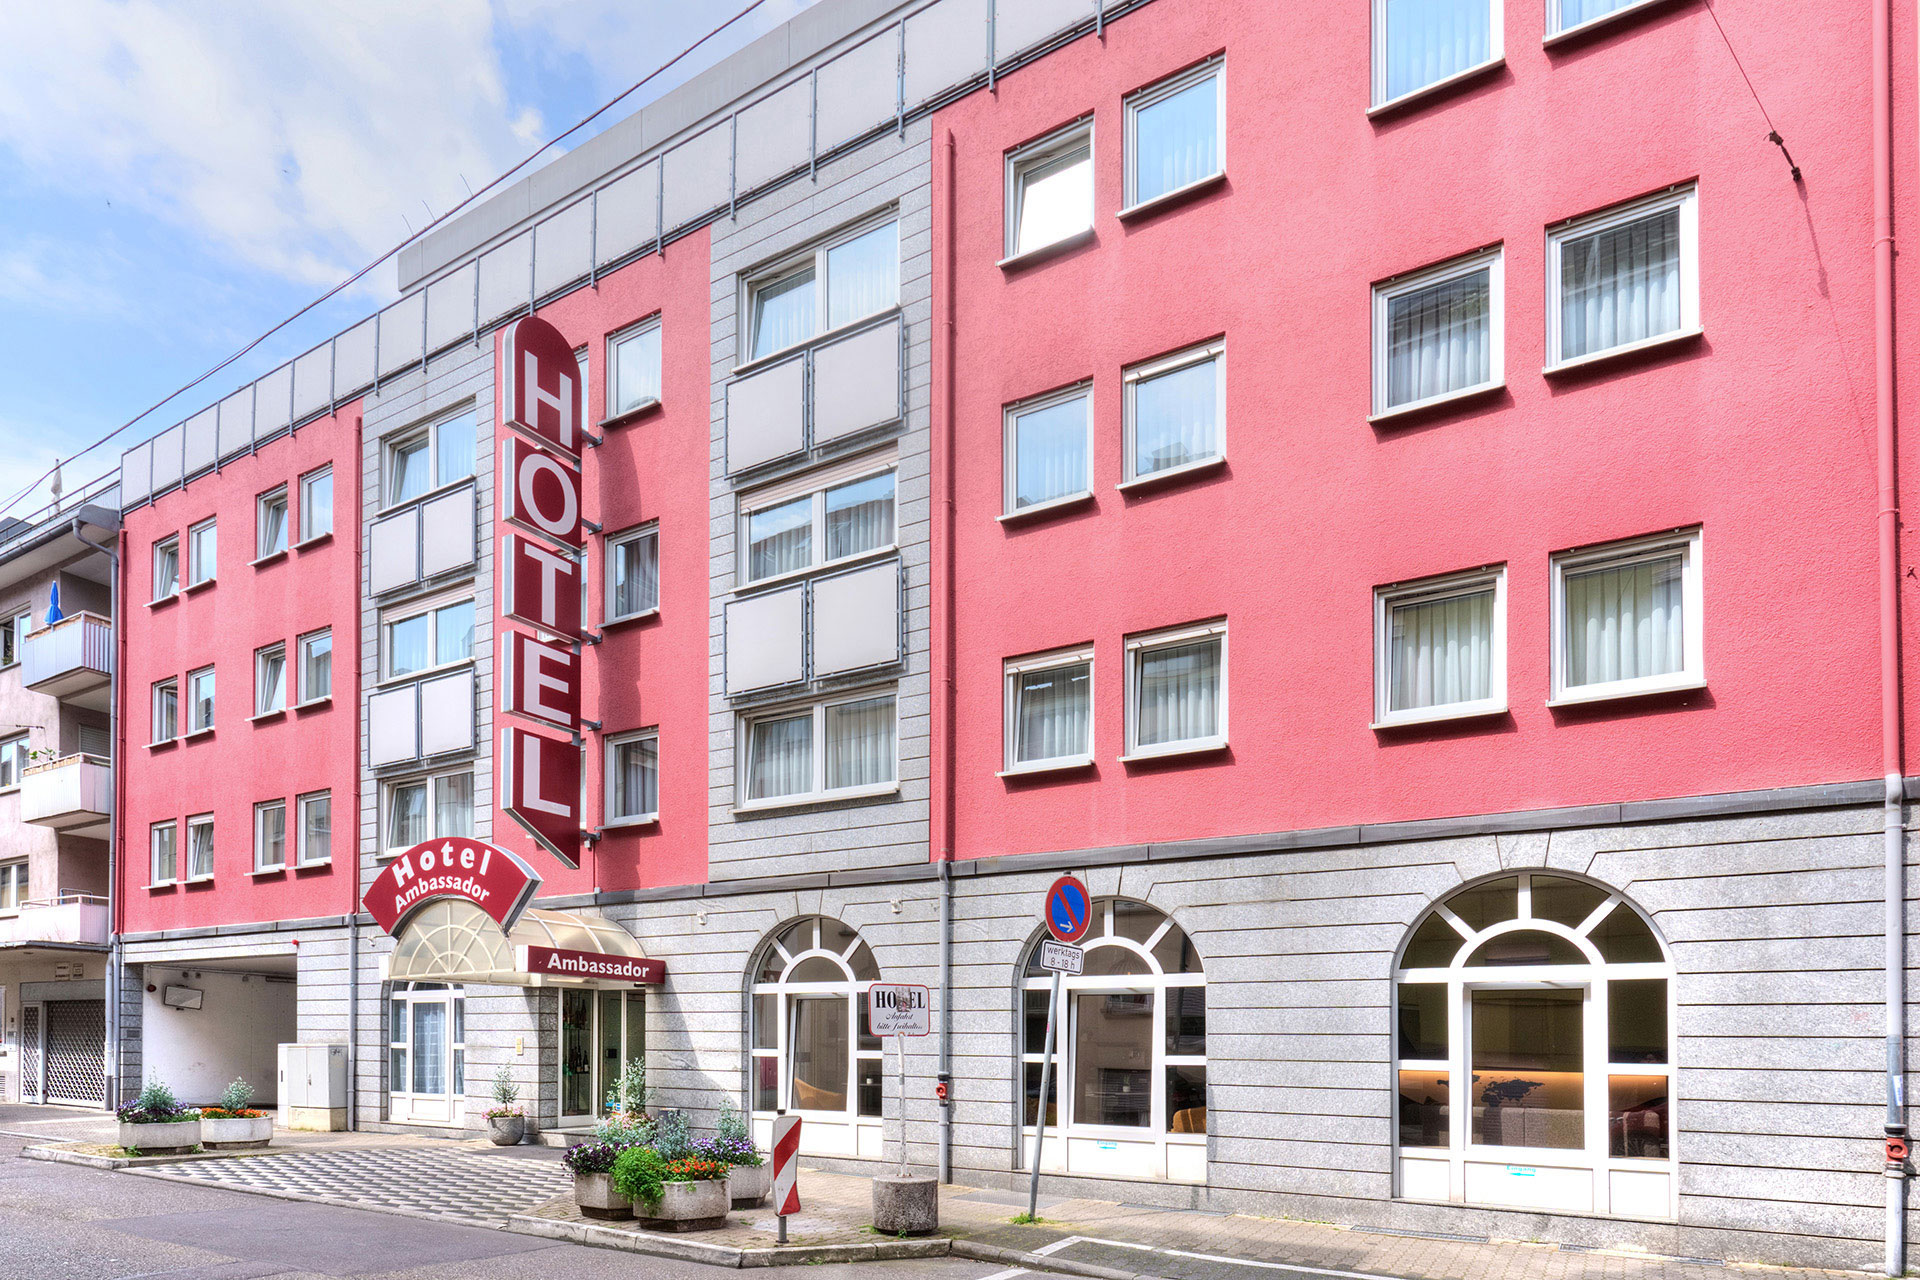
[385,899,649,987]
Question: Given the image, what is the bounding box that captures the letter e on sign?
[502,437,583,548]
[505,632,579,731]
[503,315,582,455]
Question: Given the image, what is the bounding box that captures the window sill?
[1543,327,1703,378]
[1372,703,1509,731]
[1544,0,1687,47]
[1117,455,1226,494]
[185,875,214,886]
[249,866,287,879]
[738,545,900,595]
[146,593,181,610]
[184,577,216,595]
[145,882,178,891]
[733,782,899,814]
[997,491,1095,525]
[295,859,332,870]
[0,785,17,797]
[732,307,902,380]
[1367,56,1506,120]
[996,227,1096,272]
[998,756,1094,779]
[600,399,662,431]
[146,738,179,751]
[250,549,288,569]
[248,709,287,724]
[294,696,332,711]
[1368,381,1505,426]
[1120,738,1228,764]
[1116,171,1227,223]
[183,727,215,740]
[601,815,659,831]
[377,657,476,690]
[602,608,660,630]
[374,476,476,521]
[293,531,334,551]
[1547,676,1707,708]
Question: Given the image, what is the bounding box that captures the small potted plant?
[198,1077,273,1149]
[565,1139,634,1219]
[700,1099,769,1207]
[116,1076,200,1154]
[610,1145,731,1231]
[484,1065,526,1145]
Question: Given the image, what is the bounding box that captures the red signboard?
[362,838,541,937]
[522,945,665,985]
[505,631,580,731]
[503,725,583,869]
[502,533,584,640]
[502,435,584,549]
[502,315,583,456]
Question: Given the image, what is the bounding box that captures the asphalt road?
[0,1136,1012,1280]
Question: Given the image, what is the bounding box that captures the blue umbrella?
[45,580,63,626]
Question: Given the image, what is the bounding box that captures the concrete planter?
[574,1171,633,1220]
[487,1114,526,1146]
[636,1178,729,1232]
[726,1162,771,1208]
[200,1114,273,1149]
[117,1118,200,1154]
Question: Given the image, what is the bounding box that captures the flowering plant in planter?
[704,1100,770,1207]
[199,1077,274,1149]
[562,1139,629,1176]
[610,1148,729,1207]
[116,1077,198,1126]
[484,1065,527,1145]
[694,1135,763,1168]
[198,1076,263,1120]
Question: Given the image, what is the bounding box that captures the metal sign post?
[868,983,932,1178]
[1028,875,1092,1220]
[1027,967,1062,1220]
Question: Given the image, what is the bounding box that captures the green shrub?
[611,1145,670,1208]
[218,1078,257,1114]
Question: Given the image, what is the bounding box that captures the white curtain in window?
[1014,396,1089,508]
[749,498,812,579]
[748,713,813,799]
[1558,0,1637,29]
[1565,555,1685,687]
[1135,638,1220,747]
[1133,358,1219,477]
[188,823,214,878]
[155,686,177,739]
[302,472,333,540]
[190,673,214,729]
[259,806,286,868]
[1387,268,1490,408]
[388,784,427,847]
[411,1002,447,1094]
[191,525,217,582]
[826,697,894,790]
[1390,590,1494,711]
[1385,0,1491,101]
[825,475,894,560]
[435,774,475,837]
[825,224,899,330]
[1135,76,1218,204]
[389,616,429,676]
[1016,148,1092,254]
[614,534,660,616]
[257,651,286,715]
[303,797,331,862]
[0,740,20,788]
[615,738,659,818]
[303,635,332,700]
[152,828,176,882]
[436,414,476,484]
[1015,664,1090,762]
[260,498,287,556]
[436,602,475,665]
[390,440,428,504]
[615,326,663,413]
[155,545,179,596]
[752,270,816,359]
[1560,208,1681,361]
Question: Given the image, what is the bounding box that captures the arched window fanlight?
[749,916,883,1134]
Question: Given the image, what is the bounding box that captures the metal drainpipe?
[71,522,120,1110]
[934,129,960,1185]
[347,412,365,1132]
[1876,0,1906,1268]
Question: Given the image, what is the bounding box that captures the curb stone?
[506,1211,956,1268]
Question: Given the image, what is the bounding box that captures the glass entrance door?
[1464,985,1592,1210]
[562,988,647,1125]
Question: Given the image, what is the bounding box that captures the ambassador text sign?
[523,945,665,986]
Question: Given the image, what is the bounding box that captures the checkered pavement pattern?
[145,1146,573,1227]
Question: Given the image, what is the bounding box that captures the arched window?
[1395,872,1675,1219]
[388,981,466,1126]
[1019,900,1206,1184]
[749,916,883,1156]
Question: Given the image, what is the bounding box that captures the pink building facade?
[89,0,1920,1268]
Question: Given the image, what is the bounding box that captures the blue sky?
[0,0,816,518]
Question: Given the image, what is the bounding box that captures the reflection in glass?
[752,269,816,359]
[562,989,593,1116]
[754,1054,778,1112]
[1134,75,1219,206]
[1401,912,1463,968]
[1024,1060,1059,1126]
[1132,356,1219,478]
[825,473,895,561]
[1530,875,1609,927]
[1609,979,1668,1064]
[789,996,849,1112]
[1165,1065,1207,1133]
[1447,878,1516,931]
[1165,985,1206,1056]
[1013,394,1089,509]
[1015,145,1092,256]
[752,993,777,1049]
[1398,1069,1449,1148]
[1470,989,1583,1149]
[1466,930,1584,967]
[412,1000,447,1095]
[857,1059,883,1117]
[1589,904,1664,963]
[1398,983,1446,1060]
[1072,992,1153,1128]
[748,496,811,580]
[1025,988,1051,1053]
[1608,1074,1669,1158]
[825,222,899,329]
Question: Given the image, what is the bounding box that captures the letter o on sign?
[518,449,579,541]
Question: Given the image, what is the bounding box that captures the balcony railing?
[0,893,109,948]
[22,611,112,707]
[20,753,111,834]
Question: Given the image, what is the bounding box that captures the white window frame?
[1373,566,1509,728]
[0,860,27,914]
[1371,0,1504,110]
[1547,0,1672,41]
[188,518,216,587]
[1371,245,1505,420]
[297,790,332,867]
[736,691,900,811]
[381,595,475,683]
[606,315,663,418]
[1002,383,1093,518]
[604,729,660,827]
[1122,58,1226,215]
[382,408,475,510]
[1123,620,1228,761]
[1002,646,1095,775]
[298,465,334,543]
[153,536,181,601]
[255,485,289,561]
[1545,185,1700,372]
[1003,120,1095,263]
[741,214,900,367]
[1122,340,1227,487]
[149,821,178,887]
[380,768,476,858]
[1549,528,1704,706]
[254,643,287,717]
[605,523,661,622]
[186,666,215,735]
[0,733,26,790]
[185,813,215,882]
[297,629,332,705]
[253,799,287,873]
[749,916,886,1128]
[152,678,178,745]
[739,459,899,587]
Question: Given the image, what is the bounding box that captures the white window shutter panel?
[725,585,807,693]
[726,357,806,473]
[419,670,476,756]
[420,484,477,579]
[369,509,421,595]
[367,685,420,766]
[812,317,902,444]
[812,560,900,676]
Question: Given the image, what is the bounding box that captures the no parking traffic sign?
[1044,874,1092,944]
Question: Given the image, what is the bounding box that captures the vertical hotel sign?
[500,315,586,869]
